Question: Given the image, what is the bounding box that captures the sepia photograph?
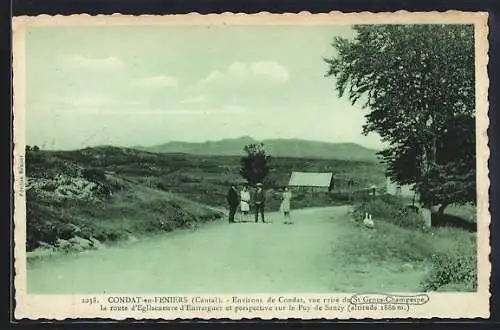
[12,12,490,319]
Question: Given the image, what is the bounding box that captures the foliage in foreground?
[421,251,477,292]
[352,194,426,229]
[347,194,477,291]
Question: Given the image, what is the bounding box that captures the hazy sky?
[25,25,384,150]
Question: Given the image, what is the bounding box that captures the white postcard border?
[12,11,490,320]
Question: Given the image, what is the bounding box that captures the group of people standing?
[227,183,293,224]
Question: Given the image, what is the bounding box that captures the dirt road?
[27,206,426,293]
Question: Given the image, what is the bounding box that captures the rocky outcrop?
[27,174,110,202]
[28,236,105,261]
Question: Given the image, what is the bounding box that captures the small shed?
[288,171,334,194]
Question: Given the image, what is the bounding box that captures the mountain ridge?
[135,137,380,162]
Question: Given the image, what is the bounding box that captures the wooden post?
[347,179,354,202]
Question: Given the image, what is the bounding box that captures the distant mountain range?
[135,136,380,162]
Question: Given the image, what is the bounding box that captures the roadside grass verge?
[336,216,476,292]
[344,195,477,292]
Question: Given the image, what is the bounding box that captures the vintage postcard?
[12,11,490,320]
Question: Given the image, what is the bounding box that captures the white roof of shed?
[288,172,333,188]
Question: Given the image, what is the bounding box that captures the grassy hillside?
[138,136,380,162]
[26,149,224,253]
[25,146,386,252]
[26,146,477,291]
[52,146,384,207]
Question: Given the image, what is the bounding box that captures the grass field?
[43,146,386,206]
[25,146,477,291]
[25,146,385,252]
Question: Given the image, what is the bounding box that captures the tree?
[324,24,475,224]
[416,114,476,214]
[240,143,272,186]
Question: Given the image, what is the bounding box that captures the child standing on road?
[280,186,293,224]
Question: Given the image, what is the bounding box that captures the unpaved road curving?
[27,206,426,294]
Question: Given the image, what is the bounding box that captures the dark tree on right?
[324,24,476,227]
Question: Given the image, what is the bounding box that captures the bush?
[91,226,127,242]
[358,194,404,216]
[82,168,107,183]
[106,179,125,192]
[393,206,427,229]
[352,194,425,229]
[421,251,477,291]
[26,193,67,249]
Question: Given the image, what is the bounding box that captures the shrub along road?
[27,206,427,294]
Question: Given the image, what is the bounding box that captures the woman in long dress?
[240,185,251,220]
[280,187,293,224]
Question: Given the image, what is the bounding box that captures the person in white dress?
[280,187,293,224]
[240,185,251,218]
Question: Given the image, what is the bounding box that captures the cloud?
[159,105,248,115]
[228,62,249,77]
[196,60,290,86]
[197,71,225,86]
[38,93,146,114]
[178,95,212,104]
[224,105,248,113]
[43,94,109,109]
[59,105,249,116]
[59,96,105,107]
[250,61,290,83]
[61,54,125,71]
[134,75,179,89]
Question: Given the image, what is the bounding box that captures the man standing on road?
[227,184,239,224]
[254,182,266,223]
